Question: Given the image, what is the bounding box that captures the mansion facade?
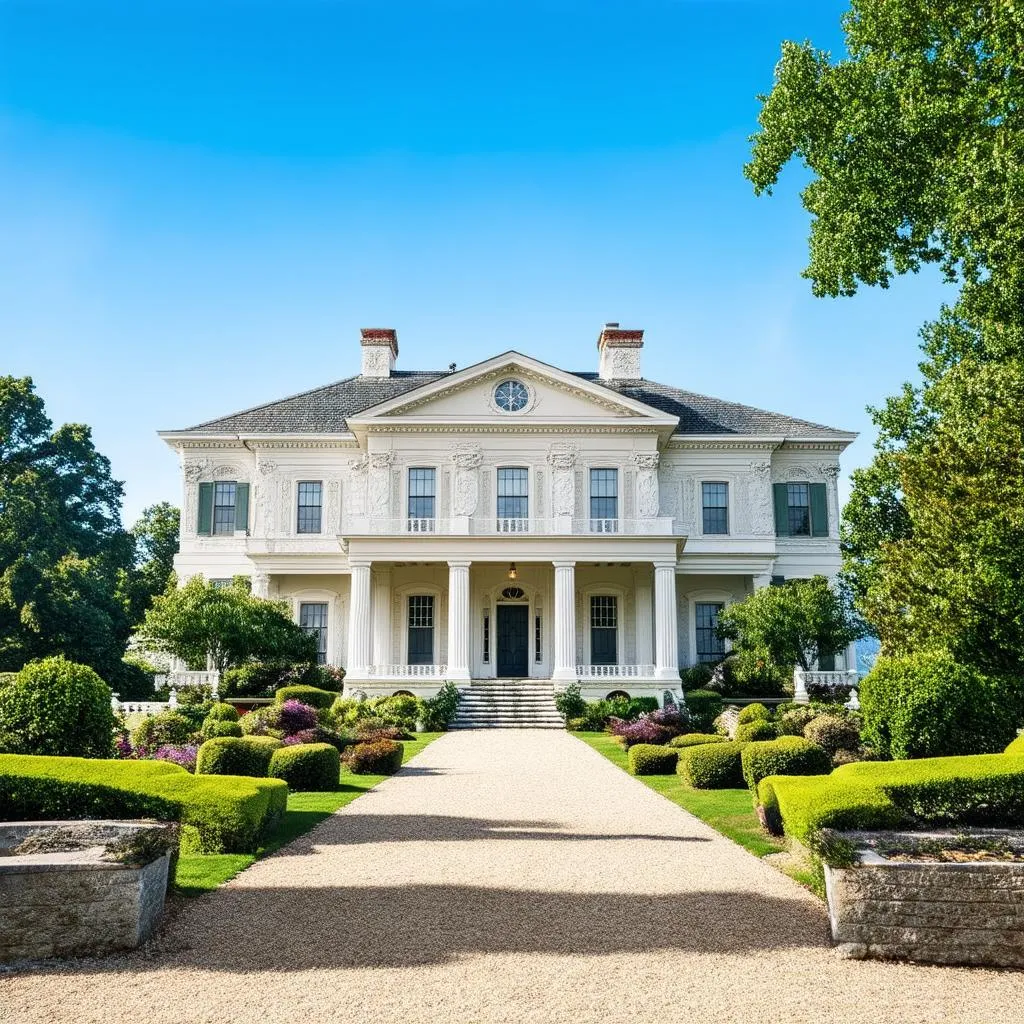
[161,325,855,703]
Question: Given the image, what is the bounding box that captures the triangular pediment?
[347,352,679,431]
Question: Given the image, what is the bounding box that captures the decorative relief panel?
[632,452,660,518]
[546,442,577,518]
[748,461,775,536]
[450,442,483,516]
[347,455,369,517]
[368,451,395,517]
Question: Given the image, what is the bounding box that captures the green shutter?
[197,482,214,535]
[810,482,828,537]
[234,483,250,533]
[773,483,789,537]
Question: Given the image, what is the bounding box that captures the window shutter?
[810,483,828,537]
[773,483,789,536]
[234,483,250,533]
[197,482,214,535]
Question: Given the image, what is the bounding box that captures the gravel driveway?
[2,730,1021,1023]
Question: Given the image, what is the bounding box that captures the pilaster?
[553,559,577,680]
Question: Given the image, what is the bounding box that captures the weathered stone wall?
[826,853,1024,967]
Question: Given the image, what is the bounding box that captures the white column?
[654,560,679,681]
[753,572,772,592]
[447,560,471,680]
[347,560,372,676]
[553,559,577,680]
[371,567,392,672]
[634,566,653,668]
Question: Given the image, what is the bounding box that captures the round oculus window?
[494,379,529,413]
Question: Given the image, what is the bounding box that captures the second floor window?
[590,469,618,527]
[213,481,237,535]
[702,482,729,535]
[497,467,529,522]
[197,480,249,536]
[296,481,323,534]
[408,468,436,523]
[774,481,829,538]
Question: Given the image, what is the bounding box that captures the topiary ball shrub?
[736,702,772,725]
[860,649,1020,759]
[196,735,284,777]
[628,744,679,775]
[268,743,340,791]
[803,714,861,757]
[668,733,730,748]
[200,719,243,740]
[776,706,817,737]
[740,736,832,792]
[347,739,404,775]
[372,694,423,731]
[206,702,240,723]
[274,685,337,710]
[685,690,724,732]
[735,720,778,743]
[677,741,748,789]
[0,657,116,758]
[132,709,196,749]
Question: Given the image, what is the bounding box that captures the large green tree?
[0,377,134,680]
[128,501,180,618]
[746,1,1024,674]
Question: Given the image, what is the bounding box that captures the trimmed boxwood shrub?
[0,657,116,757]
[735,720,777,743]
[372,694,423,731]
[347,739,404,775]
[196,736,283,777]
[685,689,724,732]
[628,744,679,775]
[275,685,337,710]
[740,736,832,792]
[268,743,340,791]
[736,702,772,725]
[132,710,195,749]
[200,719,243,739]
[0,753,287,853]
[677,741,747,789]
[668,733,729,748]
[1006,735,1024,756]
[860,650,1019,759]
[803,714,861,757]
[206,702,240,723]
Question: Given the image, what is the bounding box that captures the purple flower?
[277,700,319,735]
[153,744,199,772]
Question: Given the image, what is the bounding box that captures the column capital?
[552,558,577,569]
[447,559,473,569]
[653,559,678,571]
[349,559,373,571]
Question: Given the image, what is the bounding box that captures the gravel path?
[2,730,1021,1023]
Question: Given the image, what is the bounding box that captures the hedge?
[0,753,286,854]
[1006,735,1024,756]
[206,703,240,723]
[757,753,1024,853]
[667,733,729,748]
[735,720,777,743]
[684,690,724,732]
[627,744,679,775]
[348,739,404,775]
[740,737,831,792]
[274,685,337,710]
[676,741,747,789]
[200,719,243,740]
[736,702,772,725]
[196,736,283,778]
[268,743,340,791]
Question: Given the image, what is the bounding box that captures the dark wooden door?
[496,604,529,677]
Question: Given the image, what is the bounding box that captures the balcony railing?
[344,516,674,537]
[793,667,858,704]
[367,664,448,679]
[155,670,221,692]
[576,664,657,679]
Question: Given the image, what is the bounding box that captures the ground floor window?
[590,595,618,665]
[299,602,328,665]
[408,595,435,665]
[695,601,725,663]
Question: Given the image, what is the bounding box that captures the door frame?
[495,602,530,678]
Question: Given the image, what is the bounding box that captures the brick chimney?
[597,322,643,380]
[360,328,398,378]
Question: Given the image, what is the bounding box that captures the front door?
[496,604,529,677]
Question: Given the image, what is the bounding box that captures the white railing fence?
[367,664,448,679]
[793,667,859,705]
[342,516,674,537]
[155,670,220,696]
[576,664,657,679]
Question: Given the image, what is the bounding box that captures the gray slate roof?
[176,369,850,438]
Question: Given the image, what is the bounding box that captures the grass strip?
[174,732,442,895]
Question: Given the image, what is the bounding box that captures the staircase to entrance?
[450,680,564,730]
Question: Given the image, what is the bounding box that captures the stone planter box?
[825,829,1024,967]
[0,820,178,964]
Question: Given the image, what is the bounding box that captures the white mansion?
[161,325,855,704]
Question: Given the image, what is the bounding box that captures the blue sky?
[1,1,951,523]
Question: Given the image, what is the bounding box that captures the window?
[208,578,231,590]
[590,469,618,530]
[494,379,529,412]
[483,612,490,664]
[695,602,725,664]
[701,482,729,535]
[408,595,434,665]
[497,467,529,528]
[296,481,323,534]
[590,595,618,665]
[774,481,828,537]
[213,481,237,536]
[408,468,436,528]
[534,614,542,663]
[299,602,328,665]
[787,482,811,536]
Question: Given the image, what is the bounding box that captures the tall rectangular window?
[590,595,618,665]
[695,602,725,664]
[296,481,323,534]
[299,602,329,665]
[213,481,237,536]
[590,468,618,530]
[408,468,436,527]
[534,614,542,663]
[497,467,529,529]
[482,613,490,664]
[408,595,434,665]
[701,482,729,535]
[787,482,811,536]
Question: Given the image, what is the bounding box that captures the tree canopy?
[128,501,180,618]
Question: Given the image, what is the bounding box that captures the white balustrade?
[164,670,220,694]
[368,664,448,679]
[576,664,657,679]
[406,517,436,533]
[342,516,675,537]
[495,517,531,534]
[588,518,620,534]
[793,667,859,704]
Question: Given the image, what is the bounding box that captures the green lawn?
[174,732,443,896]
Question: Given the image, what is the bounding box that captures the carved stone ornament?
[183,459,209,483]
[552,471,575,517]
[251,571,270,598]
[347,454,369,474]
[256,459,277,476]
[450,442,483,470]
[631,451,660,471]
[817,462,841,481]
[453,471,479,516]
[546,441,578,471]
[749,460,772,479]
[637,472,660,518]
[369,451,396,470]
